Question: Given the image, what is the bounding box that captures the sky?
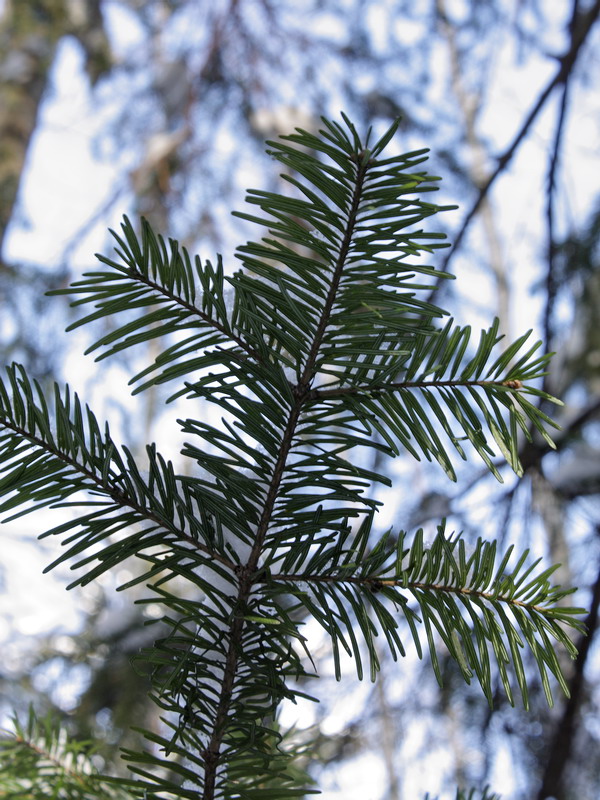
[1,3,600,797]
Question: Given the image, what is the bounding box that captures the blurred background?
[1,1,599,797]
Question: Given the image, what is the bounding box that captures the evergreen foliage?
[0,116,586,798]
[0,707,132,799]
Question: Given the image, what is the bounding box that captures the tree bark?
[0,0,110,257]
[536,555,600,800]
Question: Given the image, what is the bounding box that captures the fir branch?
[0,364,236,582]
[49,216,265,388]
[196,117,396,795]
[264,525,584,706]
[0,708,134,799]
[267,571,578,617]
[0,115,586,798]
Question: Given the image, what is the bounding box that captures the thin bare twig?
[543,0,580,358]
[440,0,600,275]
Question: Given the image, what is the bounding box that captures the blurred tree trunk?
[536,562,600,800]
[0,0,110,256]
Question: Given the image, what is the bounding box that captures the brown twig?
[440,0,600,275]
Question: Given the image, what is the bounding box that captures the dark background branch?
[441,0,600,275]
[536,549,600,800]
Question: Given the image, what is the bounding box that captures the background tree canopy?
[0,2,599,798]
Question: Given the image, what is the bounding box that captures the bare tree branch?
[536,551,600,800]
[441,0,600,274]
[543,0,581,357]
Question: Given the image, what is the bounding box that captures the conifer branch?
[308,377,527,398]
[0,365,236,580]
[0,115,586,798]
[199,126,373,797]
[267,572,575,617]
